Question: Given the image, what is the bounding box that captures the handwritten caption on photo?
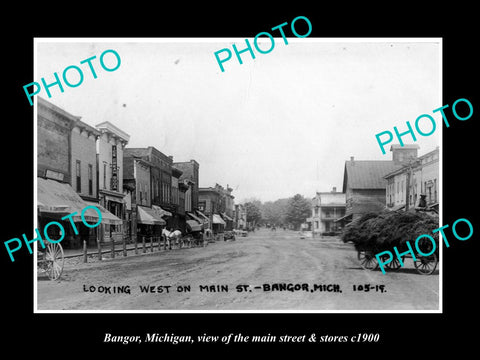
[82,282,386,294]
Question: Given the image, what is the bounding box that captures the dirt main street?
[36,228,440,311]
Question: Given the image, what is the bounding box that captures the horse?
[162,228,183,249]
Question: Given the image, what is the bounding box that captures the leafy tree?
[244,201,262,225]
[285,194,311,230]
[262,198,289,226]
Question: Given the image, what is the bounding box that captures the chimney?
[390,144,419,165]
[350,156,354,162]
[332,187,337,193]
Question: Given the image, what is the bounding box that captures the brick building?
[37,98,122,249]
[123,154,166,238]
[37,97,73,182]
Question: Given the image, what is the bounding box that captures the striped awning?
[221,213,233,221]
[84,201,123,225]
[186,219,202,232]
[187,212,203,223]
[195,210,210,223]
[137,206,166,225]
[212,214,226,225]
[37,177,109,224]
[152,205,172,217]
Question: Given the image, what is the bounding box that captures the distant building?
[199,185,227,237]
[307,187,346,237]
[340,145,419,223]
[123,153,166,238]
[385,146,439,211]
[124,147,174,229]
[171,166,185,231]
[234,204,247,230]
[173,160,200,211]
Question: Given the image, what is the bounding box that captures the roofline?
[95,121,130,142]
[37,96,81,123]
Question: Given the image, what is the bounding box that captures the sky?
[35,38,441,203]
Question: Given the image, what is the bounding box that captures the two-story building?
[340,145,418,224]
[37,97,122,249]
[234,204,247,230]
[124,147,174,227]
[95,121,130,242]
[385,146,439,212]
[308,187,346,237]
[123,154,166,238]
[198,186,226,236]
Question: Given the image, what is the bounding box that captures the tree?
[285,194,311,230]
[262,198,289,226]
[244,201,262,226]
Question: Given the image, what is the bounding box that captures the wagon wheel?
[357,250,378,270]
[43,242,64,280]
[414,253,437,275]
[385,256,403,271]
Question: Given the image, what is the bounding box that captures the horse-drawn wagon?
[37,242,65,280]
[343,210,439,275]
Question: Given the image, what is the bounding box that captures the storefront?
[137,205,166,237]
[37,177,122,249]
[212,213,226,238]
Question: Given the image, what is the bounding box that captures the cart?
[37,242,64,280]
[357,235,438,275]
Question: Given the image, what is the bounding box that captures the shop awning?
[187,212,203,223]
[137,205,166,225]
[37,177,99,223]
[212,214,226,225]
[222,213,233,221]
[186,219,202,232]
[152,205,172,217]
[84,201,123,225]
[195,210,210,223]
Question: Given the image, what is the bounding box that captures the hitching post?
[110,232,115,259]
[83,240,87,263]
[97,224,102,261]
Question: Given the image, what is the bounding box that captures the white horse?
[162,228,183,249]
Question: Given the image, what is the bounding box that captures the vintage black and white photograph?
[33,38,441,312]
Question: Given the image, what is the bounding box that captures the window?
[139,184,143,204]
[88,164,93,196]
[103,163,107,189]
[315,221,319,229]
[434,179,437,203]
[76,160,81,192]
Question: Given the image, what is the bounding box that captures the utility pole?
[405,158,420,212]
